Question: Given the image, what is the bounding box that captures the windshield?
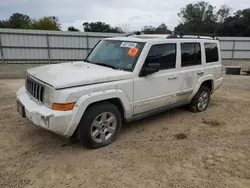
[86,40,144,71]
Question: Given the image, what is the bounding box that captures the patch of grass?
[175,133,188,140]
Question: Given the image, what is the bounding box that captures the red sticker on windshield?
[127,48,139,57]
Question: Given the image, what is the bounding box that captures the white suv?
[16,34,223,148]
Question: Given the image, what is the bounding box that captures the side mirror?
[139,62,160,77]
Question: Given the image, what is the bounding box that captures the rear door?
[177,42,203,101]
[203,42,222,80]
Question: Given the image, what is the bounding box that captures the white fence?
[218,37,250,60]
[0,29,249,64]
[0,29,124,64]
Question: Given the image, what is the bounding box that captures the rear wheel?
[77,102,122,149]
[188,86,210,113]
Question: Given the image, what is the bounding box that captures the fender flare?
[189,74,215,100]
[64,89,132,136]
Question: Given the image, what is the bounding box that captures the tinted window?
[205,43,219,63]
[145,44,176,70]
[181,43,201,67]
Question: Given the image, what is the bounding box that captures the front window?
[145,43,176,70]
[86,40,144,71]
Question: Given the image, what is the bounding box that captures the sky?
[0,0,249,32]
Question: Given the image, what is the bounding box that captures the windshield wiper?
[94,63,117,70]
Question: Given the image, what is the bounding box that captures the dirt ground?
[0,75,250,188]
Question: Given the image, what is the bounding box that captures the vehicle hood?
[27,61,133,89]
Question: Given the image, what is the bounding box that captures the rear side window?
[181,43,201,67]
[145,43,176,70]
[205,43,219,63]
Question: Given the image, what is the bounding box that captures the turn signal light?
[52,102,76,111]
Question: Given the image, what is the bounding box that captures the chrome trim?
[26,74,45,103]
[26,91,43,106]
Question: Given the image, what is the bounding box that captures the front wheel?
[77,102,122,149]
[188,86,211,113]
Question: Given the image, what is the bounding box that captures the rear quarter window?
[205,43,219,63]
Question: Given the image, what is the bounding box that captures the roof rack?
[125,31,219,40]
[125,31,141,37]
[167,32,219,40]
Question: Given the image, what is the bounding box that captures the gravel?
[0,75,250,188]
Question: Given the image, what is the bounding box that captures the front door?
[133,43,182,115]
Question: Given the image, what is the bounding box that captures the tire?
[77,102,122,149]
[188,86,211,113]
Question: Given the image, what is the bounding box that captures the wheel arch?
[64,89,132,137]
[189,76,215,101]
[201,80,214,93]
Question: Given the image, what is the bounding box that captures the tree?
[0,20,12,28]
[216,5,232,23]
[68,26,79,31]
[141,23,172,34]
[9,13,32,29]
[82,22,123,33]
[155,23,172,34]
[31,16,61,30]
[141,25,156,34]
[217,8,250,36]
[0,13,31,29]
[178,1,216,23]
[175,1,218,34]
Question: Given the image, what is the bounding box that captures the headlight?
[43,86,54,108]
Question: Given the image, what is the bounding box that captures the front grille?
[26,75,44,102]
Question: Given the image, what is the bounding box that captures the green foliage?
[68,26,79,31]
[82,22,123,33]
[0,13,32,29]
[175,1,250,36]
[31,16,61,30]
[175,1,218,34]
[0,13,61,31]
[9,13,32,29]
[141,25,156,34]
[141,23,172,34]
[217,9,250,36]
[1,4,250,36]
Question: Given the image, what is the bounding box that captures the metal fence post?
[232,40,236,60]
[0,33,4,63]
[86,34,89,58]
[46,34,51,63]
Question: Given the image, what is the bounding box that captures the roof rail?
[125,31,141,37]
[167,32,219,40]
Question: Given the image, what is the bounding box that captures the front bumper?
[16,87,73,137]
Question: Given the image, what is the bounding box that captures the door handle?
[197,71,204,76]
[168,75,178,80]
